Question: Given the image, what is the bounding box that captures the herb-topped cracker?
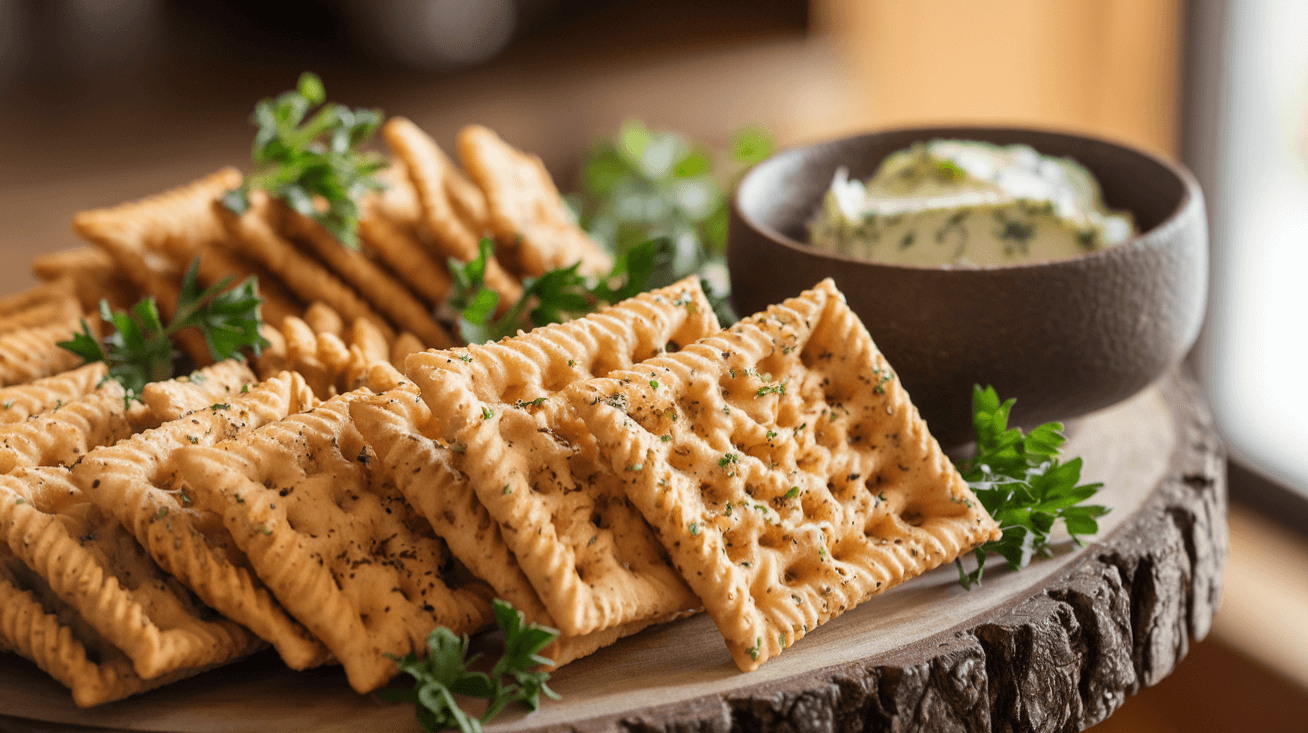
[567,279,1000,670]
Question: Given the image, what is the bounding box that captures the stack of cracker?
[0,115,999,709]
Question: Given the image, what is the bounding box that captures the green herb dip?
[808,140,1135,266]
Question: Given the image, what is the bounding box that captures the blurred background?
[0,1,1305,730]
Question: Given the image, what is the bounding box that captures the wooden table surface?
[0,369,1227,733]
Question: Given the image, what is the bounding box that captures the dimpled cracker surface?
[457,124,612,278]
[350,392,677,668]
[566,279,1001,670]
[404,278,717,637]
[0,362,108,424]
[171,393,496,693]
[73,371,328,670]
[0,321,86,387]
[0,557,221,707]
[0,377,153,474]
[0,467,260,680]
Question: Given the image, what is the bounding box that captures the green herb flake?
[783,486,800,500]
[211,403,230,412]
[688,522,699,536]
[157,507,168,519]
[661,434,671,442]
[482,406,494,420]
[626,463,643,472]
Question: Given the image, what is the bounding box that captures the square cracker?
[566,279,1001,670]
[0,362,107,425]
[0,376,154,474]
[0,467,261,680]
[351,392,686,669]
[72,370,328,670]
[0,557,233,707]
[0,319,87,388]
[271,199,456,349]
[170,392,496,693]
[457,124,612,278]
[382,117,523,311]
[403,277,718,637]
[215,192,397,343]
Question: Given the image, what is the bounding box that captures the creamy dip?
[808,140,1136,266]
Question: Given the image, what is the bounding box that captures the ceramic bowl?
[728,126,1207,449]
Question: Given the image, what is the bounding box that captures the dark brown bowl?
[728,126,1207,449]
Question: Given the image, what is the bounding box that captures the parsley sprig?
[386,599,560,733]
[572,120,775,325]
[221,72,387,249]
[954,385,1109,589]
[57,259,267,402]
[447,237,662,344]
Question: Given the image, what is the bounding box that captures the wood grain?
[0,369,1225,733]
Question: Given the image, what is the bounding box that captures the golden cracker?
[303,301,344,337]
[567,279,1001,670]
[358,199,454,307]
[172,393,495,693]
[0,377,154,474]
[31,248,140,314]
[215,192,396,343]
[0,320,87,388]
[72,168,242,292]
[0,559,221,707]
[139,359,257,424]
[383,118,523,311]
[350,393,681,669]
[272,200,456,349]
[0,467,260,680]
[404,278,718,636]
[0,362,108,425]
[457,124,613,278]
[72,371,328,669]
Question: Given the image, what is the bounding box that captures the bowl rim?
[732,124,1201,273]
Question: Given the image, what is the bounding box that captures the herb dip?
[808,140,1135,266]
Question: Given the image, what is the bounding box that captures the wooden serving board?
[0,370,1226,733]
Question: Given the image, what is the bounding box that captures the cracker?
[73,168,242,264]
[0,320,87,388]
[0,296,82,337]
[0,376,154,474]
[139,359,257,424]
[72,371,328,670]
[350,393,681,668]
[404,278,717,636]
[302,301,344,337]
[566,279,1001,670]
[383,117,523,310]
[171,393,495,693]
[0,559,223,707]
[272,199,456,349]
[457,124,613,278]
[389,332,425,369]
[358,198,454,307]
[0,362,108,424]
[0,467,260,680]
[31,248,140,313]
[215,192,396,342]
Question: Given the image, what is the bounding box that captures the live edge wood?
[0,369,1225,733]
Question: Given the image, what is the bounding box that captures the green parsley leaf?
[386,599,559,733]
[222,72,387,249]
[954,385,1109,589]
[57,259,267,404]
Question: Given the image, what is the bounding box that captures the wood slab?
[0,369,1226,733]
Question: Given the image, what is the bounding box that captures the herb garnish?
[446,237,662,345]
[386,599,560,733]
[58,260,267,403]
[954,386,1109,589]
[221,72,387,249]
